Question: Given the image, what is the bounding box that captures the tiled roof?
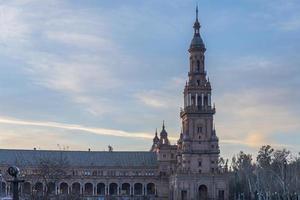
[0,149,158,167]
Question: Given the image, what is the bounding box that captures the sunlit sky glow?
[0,0,299,158]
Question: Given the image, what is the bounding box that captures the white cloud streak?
[0,116,156,140]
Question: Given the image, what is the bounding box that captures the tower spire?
[196,4,199,21]
[189,5,205,52]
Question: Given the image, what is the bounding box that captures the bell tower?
[178,6,219,174]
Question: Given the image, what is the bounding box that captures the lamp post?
[7,166,24,200]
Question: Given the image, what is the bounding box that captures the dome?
[189,36,205,51]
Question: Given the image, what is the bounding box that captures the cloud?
[0,116,152,139]
[0,116,178,144]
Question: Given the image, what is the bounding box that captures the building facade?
[0,8,228,200]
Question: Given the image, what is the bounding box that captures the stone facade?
[0,8,228,200]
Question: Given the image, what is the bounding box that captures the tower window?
[198,161,202,167]
[197,60,200,71]
[197,80,200,86]
[197,127,202,133]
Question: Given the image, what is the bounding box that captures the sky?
[0,0,299,159]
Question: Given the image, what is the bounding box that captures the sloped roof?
[0,149,158,168]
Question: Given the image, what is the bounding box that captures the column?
[80,185,83,195]
[189,93,192,106]
[201,93,204,107]
[93,185,95,196]
[196,93,198,106]
[208,94,211,106]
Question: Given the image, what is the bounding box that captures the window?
[198,161,202,167]
[211,144,215,148]
[199,169,202,173]
[211,168,215,173]
[197,60,200,71]
[218,190,225,200]
[171,153,174,159]
[197,80,200,86]
[211,161,215,164]
[197,127,202,133]
[163,154,166,158]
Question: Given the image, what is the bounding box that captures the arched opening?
[0,182,6,197]
[191,96,195,106]
[72,182,80,195]
[204,96,208,106]
[197,95,202,106]
[60,182,68,195]
[197,60,200,72]
[199,185,208,200]
[84,183,93,196]
[109,183,118,195]
[47,182,55,195]
[134,183,143,195]
[35,182,43,196]
[97,183,105,195]
[147,183,155,195]
[121,183,130,195]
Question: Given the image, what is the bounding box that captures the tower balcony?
[180,105,215,117]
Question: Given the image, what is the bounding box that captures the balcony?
[180,105,215,116]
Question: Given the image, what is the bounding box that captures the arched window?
[47,182,55,195]
[147,183,155,195]
[109,183,118,195]
[134,183,143,195]
[197,60,200,72]
[71,182,80,195]
[199,185,208,200]
[97,183,105,195]
[84,183,93,195]
[60,182,68,195]
[121,183,130,195]
[35,182,43,196]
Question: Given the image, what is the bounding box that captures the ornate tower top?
[159,121,170,145]
[189,6,206,52]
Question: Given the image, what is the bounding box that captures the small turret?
[159,121,170,145]
[151,129,160,151]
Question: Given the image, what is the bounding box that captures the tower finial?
[155,128,158,136]
[196,4,199,21]
[162,120,165,129]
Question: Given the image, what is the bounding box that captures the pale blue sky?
[0,0,299,158]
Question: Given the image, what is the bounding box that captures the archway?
[84,183,93,196]
[60,182,68,195]
[134,183,143,195]
[97,183,105,195]
[199,185,208,200]
[121,183,130,195]
[147,183,155,195]
[109,183,118,195]
[35,182,43,196]
[72,182,80,195]
[47,182,55,195]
